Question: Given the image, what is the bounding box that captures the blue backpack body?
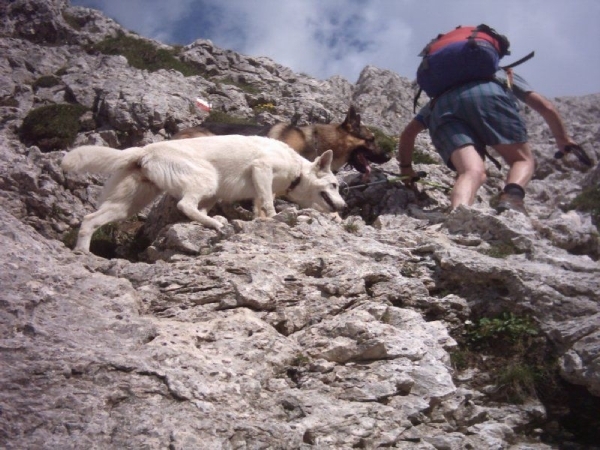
[417,40,501,98]
[415,25,511,102]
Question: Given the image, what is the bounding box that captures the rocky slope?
[1,1,599,449]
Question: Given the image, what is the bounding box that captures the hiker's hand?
[554,142,593,167]
[556,139,577,154]
[400,165,418,187]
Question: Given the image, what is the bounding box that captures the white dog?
[61,135,346,252]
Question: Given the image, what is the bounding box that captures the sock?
[503,183,525,199]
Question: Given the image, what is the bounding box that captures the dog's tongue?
[358,153,371,181]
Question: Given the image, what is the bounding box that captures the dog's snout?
[335,200,348,212]
[321,191,346,212]
[371,150,392,163]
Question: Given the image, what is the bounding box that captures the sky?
[70,0,600,98]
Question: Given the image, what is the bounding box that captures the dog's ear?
[314,149,334,173]
[340,105,361,132]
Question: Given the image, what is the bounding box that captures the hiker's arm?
[397,119,425,186]
[398,119,425,169]
[524,91,576,151]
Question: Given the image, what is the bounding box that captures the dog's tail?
[61,145,146,174]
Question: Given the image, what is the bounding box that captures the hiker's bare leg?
[449,145,487,209]
[492,142,535,188]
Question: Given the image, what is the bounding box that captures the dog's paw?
[212,215,229,227]
[329,212,343,223]
[217,223,235,238]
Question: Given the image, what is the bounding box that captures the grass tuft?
[19,104,89,152]
[88,31,201,77]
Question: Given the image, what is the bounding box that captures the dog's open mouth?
[349,149,372,177]
[320,191,337,211]
[348,147,392,177]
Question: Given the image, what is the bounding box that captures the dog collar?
[286,175,302,194]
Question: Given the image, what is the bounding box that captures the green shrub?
[88,32,200,76]
[62,11,84,31]
[368,127,396,156]
[455,312,546,404]
[19,104,89,152]
[343,219,360,234]
[32,75,61,91]
[466,312,539,349]
[204,110,259,125]
[218,77,261,94]
[61,227,79,249]
[449,349,471,371]
[481,241,519,259]
[252,102,276,114]
[290,353,310,367]
[413,148,440,165]
[494,363,538,404]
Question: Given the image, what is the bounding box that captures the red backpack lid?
[426,26,501,55]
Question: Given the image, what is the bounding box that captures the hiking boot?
[495,192,528,215]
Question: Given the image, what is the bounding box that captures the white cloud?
[71,0,600,97]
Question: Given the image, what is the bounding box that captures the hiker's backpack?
[414,24,511,109]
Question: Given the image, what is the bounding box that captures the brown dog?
[172,106,391,177]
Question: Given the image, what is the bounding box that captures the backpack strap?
[413,87,423,113]
[500,51,535,69]
[500,51,535,89]
[481,147,503,171]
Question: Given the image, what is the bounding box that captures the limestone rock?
[1,1,599,448]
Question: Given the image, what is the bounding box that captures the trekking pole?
[340,172,421,194]
[342,179,390,192]
[378,169,452,193]
[554,144,593,167]
[341,171,452,195]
